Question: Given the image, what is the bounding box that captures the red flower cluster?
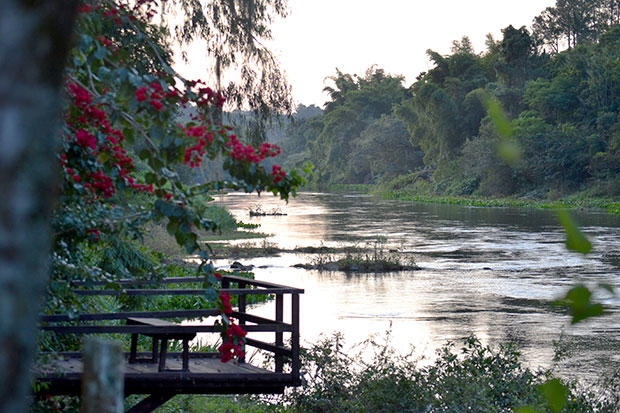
[102,7,122,25]
[97,36,113,47]
[65,83,153,198]
[181,123,217,168]
[135,86,148,102]
[87,228,101,241]
[216,289,248,362]
[76,129,97,150]
[193,85,226,109]
[259,142,281,158]
[69,83,92,107]
[136,82,171,111]
[226,135,282,164]
[272,164,286,183]
[86,170,115,198]
[219,291,233,315]
[218,322,247,362]
[78,3,94,13]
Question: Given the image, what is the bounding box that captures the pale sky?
[175,0,555,108]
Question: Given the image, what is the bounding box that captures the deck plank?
[34,354,294,396]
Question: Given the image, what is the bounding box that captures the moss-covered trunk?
[0,1,77,410]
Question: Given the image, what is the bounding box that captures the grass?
[295,237,418,273]
[209,239,283,259]
[374,187,620,212]
[142,222,268,258]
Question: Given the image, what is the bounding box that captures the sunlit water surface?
[208,192,620,383]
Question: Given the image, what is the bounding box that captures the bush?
[283,333,620,412]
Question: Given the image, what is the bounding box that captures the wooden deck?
[35,275,303,412]
[36,352,295,395]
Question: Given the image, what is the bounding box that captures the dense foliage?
[279,334,620,413]
[278,1,620,199]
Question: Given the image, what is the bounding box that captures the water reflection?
[213,192,620,382]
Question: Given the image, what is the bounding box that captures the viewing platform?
[35,275,303,412]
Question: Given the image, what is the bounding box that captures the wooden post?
[291,293,300,383]
[238,281,246,364]
[275,293,284,373]
[81,338,124,413]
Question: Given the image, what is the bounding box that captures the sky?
[175,0,555,108]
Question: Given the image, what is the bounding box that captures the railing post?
[291,293,300,383]
[238,281,246,364]
[275,293,284,373]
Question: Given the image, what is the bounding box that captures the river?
[212,191,620,383]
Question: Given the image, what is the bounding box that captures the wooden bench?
[127,317,196,372]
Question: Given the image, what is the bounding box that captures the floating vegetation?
[294,237,418,273]
[248,204,287,216]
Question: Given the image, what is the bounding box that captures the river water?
[212,192,620,383]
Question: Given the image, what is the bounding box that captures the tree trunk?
[0,1,77,411]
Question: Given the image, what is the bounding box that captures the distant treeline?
[277,0,620,198]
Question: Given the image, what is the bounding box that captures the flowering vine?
[216,290,247,362]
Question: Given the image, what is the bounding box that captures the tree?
[395,46,493,169]
[0,2,79,411]
[163,0,294,145]
[533,0,605,52]
[353,115,423,182]
[495,25,549,116]
[308,67,408,185]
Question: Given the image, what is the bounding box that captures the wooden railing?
[37,274,304,395]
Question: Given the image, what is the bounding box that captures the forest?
[277,0,620,200]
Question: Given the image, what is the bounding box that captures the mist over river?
[212,192,620,383]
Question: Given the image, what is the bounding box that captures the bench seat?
[127,317,196,372]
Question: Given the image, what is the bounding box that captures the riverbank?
[319,184,620,213]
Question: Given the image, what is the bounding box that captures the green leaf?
[145,172,157,185]
[166,218,179,235]
[138,149,151,160]
[539,379,567,413]
[94,45,107,60]
[97,66,111,79]
[204,287,218,302]
[115,67,129,82]
[73,55,84,67]
[149,125,163,141]
[557,210,592,254]
[485,97,522,164]
[498,139,522,164]
[197,250,210,260]
[486,97,513,138]
[123,127,135,144]
[556,285,604,324]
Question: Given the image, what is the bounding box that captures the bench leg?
[129,333,138,363]
[151,338,159,363]
[158,339,168,372]
[182,340,190,371]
